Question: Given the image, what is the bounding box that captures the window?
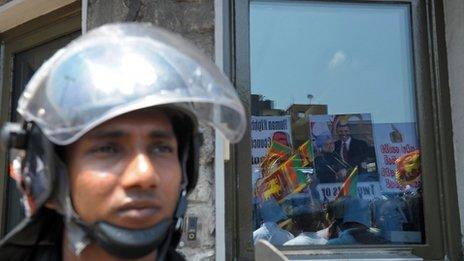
[228,0,461,260]
[251,0,425,246]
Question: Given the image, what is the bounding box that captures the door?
[5,31,80,234]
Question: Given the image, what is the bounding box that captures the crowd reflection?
[252,189,424,246]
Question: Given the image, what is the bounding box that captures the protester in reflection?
[372,195,408,240]
[314,136,350,183]
[253,199,294,245]
[372,187,424,243]
[283,200,327,246]
[326,197,389,245]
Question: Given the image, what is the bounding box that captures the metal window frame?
[224,0,462,260]
[0,1,81,236]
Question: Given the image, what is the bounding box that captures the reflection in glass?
[250,1,424,247]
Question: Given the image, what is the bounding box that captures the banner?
[251,116,293,166]
[251,116,293,187]
[372,122,420,193]
[316,181,381,201]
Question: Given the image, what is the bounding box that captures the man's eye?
[150,144,174,155]
[90,144,120,155]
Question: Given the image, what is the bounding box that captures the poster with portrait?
[309,113,381,200]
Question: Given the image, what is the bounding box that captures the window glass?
[250,1,424,247]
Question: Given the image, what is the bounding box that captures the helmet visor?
[17,24,246,145]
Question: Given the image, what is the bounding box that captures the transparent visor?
[17,24,246,145]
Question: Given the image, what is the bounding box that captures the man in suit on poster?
[334,124,370,172]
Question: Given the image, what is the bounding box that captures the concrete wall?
[444,0,464,249]
[86,1,216,260]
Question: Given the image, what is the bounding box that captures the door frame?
[0,1,81,236]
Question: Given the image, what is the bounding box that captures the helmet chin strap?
[67,191,187,259]
[57,185,188,260]
[51,138,190,260]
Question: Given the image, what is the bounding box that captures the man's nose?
[120,153,160,189]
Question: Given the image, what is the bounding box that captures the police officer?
[0,23,246,260]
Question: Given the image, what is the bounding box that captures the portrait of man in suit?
[334,124,370,171]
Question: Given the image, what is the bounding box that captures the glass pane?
[250,1,424,247]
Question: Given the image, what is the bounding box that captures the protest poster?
[251,116,293,187]
[316,181,382,201]
[251,116,293,166]
[309,113,379,184]
[372,122,421,193]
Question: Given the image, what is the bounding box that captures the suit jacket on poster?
[334,138,369,169]
[314,152,350,183]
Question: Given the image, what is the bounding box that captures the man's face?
[322,139,335,153]
[337,125,351,142]
[273,132,290,146]
[67,109,181,229]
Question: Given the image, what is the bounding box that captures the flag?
[280,154,304,191]
[261,178,282,200]
[256,173,285,201]
[297,140,314,167]
[276,155,310,201]
[260,154,283,177]
[336,166,359,199]
[395,150,421,186]
[256,154,310,202]
[265,141,292,159]
[260,141,293,176]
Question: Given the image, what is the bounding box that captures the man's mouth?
[117,208,158,219]
[116,201,160,219]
